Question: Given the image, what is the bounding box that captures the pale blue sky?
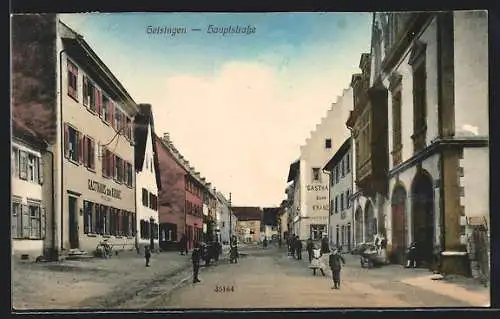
[60,12,372,206]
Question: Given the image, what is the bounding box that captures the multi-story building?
[287,87,353,241]
[349,12,489,276]
[233,206,262,243]
[324,137,354,252]
[286,161,300,237]
[155,133,188,250]
[134,104,161,252]
[11,119,51,260]
[215,191,233,245]
[58,21,140,253]
[184,170,204,250]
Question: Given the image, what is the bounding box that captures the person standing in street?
[192,242,202,283]
[329,248,346,289]
[295,235,303,260]
[180,234,188,256]
[144,244,151,267]
[321,235,330,254]
[306,237,314,263]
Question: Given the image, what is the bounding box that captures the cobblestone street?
[158,246,490,309]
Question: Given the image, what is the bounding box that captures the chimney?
[163,132,170,141]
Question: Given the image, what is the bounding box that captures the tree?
[11,14,57,143]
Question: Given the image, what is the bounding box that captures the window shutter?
[78,132,84,163]
[101,148,106,176]
[96,90,102,115]
[40,207,46,239]
[19,151,28,180]
[121,113,126,134]
[82,136,88,167]
[110,102,115,130]
[64,124,70,158]
[83,76,88,106]
[22,204,30,238]
[38,156,44,184]
[90,140,95,169]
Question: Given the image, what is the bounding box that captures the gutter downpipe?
[59,49,66,254]
[44,147,56,260]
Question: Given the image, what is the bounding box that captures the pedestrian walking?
[329,248,346,289]
[180,234,188,255]
[230,236,239,264]
[306,237,314,263]
[321,235,329,254]
[144,244,151,267]
[295,236,303,260]
[308,247,327,276]
[406,241,417,268]
[192,242,202,283]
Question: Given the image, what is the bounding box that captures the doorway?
[68,196,79,249]
[364,201,375,242]
[391,185,407,264]
[411,170,435,267]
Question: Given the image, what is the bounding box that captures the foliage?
[11,14,57,143]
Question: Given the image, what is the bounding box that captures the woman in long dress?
[309,247,328,276]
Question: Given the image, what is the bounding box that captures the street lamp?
[149,216,155,251]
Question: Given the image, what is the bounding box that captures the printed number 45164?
[214,285,234,293]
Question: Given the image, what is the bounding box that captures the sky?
[59,12,373,207]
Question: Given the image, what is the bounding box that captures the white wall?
[297,87,353,240]
[328,149,354,247]
[453,11,489,138]
[136,122,159,246]
[384,17,439,172]
[461,148,489,223]
[11,141,45,258]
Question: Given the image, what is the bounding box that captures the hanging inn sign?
[88,179,122,200]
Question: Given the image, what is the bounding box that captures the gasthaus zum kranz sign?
[88,179,122,199]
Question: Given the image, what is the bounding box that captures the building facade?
[155,133,187,250]
[287,88,353,241]
[324,137,354,252]
[11,120,50,259]
[58,21,139,253]
[215,191,233,245]
[233,206,262,243]
[134,104,161,251]
[184,173,203,250]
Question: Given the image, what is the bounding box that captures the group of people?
[287,234,346,289]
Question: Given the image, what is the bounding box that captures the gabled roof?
[134,104,161,191]
[262,207,280,226]
[323,137,352,171]
[232,206,262,221]
[12,116,47,150]
[287,159,300,182]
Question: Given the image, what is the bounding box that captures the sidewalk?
[12,250,192,310]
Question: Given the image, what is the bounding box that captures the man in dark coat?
[191,242,202,283]
[294,236,303,260]
[321,236,330,254]
[144,244,151,267]
[180,234,188,255]
[329,248,346,289]
[306,237,314,262]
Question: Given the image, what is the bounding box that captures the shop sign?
[88,179,122,199]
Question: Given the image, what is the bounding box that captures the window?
[346,190,350,208]
[12,147,19,177]
[126,117,132,140]
[340,193,344,211]
[310,224,326,240]
[335,196,338,213]
[142,188,148,207]
[115,156,124,183]
[83,76,96,112]
[346,153,350,173]
[67,60,78,100]
[335,166,340,183]
[341,158,345,177]
[410,41,427,153]
[330,199,334,215]
[19,151,28,180]
[325,138,332,149]
[64,124,82,163]
[125,162,133,187]
[114,108,122,132]
[11,202,45,240]
[101,148,114,178]
[28,154,40,183]
[83,135,96,170]
[312,167,321,182]
[149,193,158,211]
[102,95,113,123]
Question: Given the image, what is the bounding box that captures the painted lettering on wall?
[316,195,327,201]
[306,185,329,192]
[312,204,329,211]
[88,179,122,199]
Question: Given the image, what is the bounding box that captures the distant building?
[233,206,262,243]
[134,104,161,251]
[323,137,354,252]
